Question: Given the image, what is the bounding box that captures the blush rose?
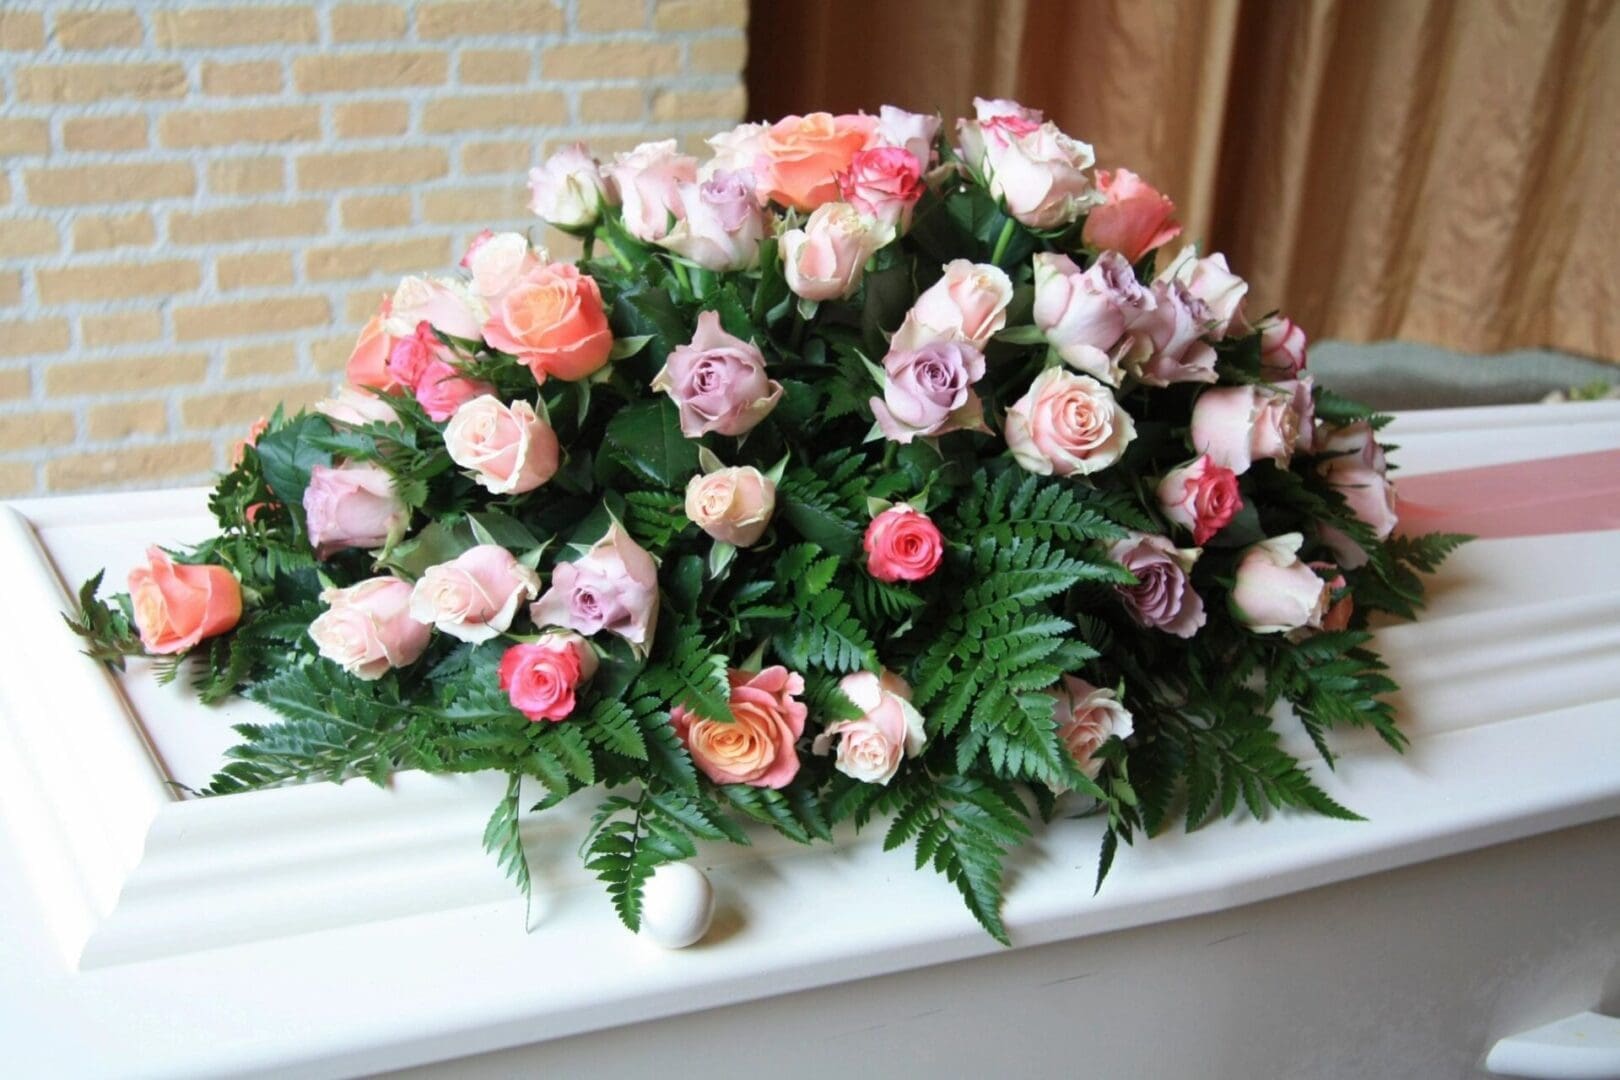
[1005,368,1136,477]
[685,465,776,548]
[1231,533,1330,634]
[303,462,409,558]
[1048,676,1134,783]
[811,669,927,785]
[443,395,559,496]
[308,576,430,680]
[673,666,807,789]
[409,545,540,644]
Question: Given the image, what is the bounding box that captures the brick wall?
[0,0,748,496]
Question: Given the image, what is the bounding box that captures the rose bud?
[1048,676,1134,783]
[499,632,599,722]
[652,311,783,437]
[530,524,660,654]
[1108,533,1207,639]
[1157,454,1243,546]
[779,201,893,301]
[811,669,927,785]
[1315,421,1398,548]
[1005,368,1136,477]
[685,465,776,547]
[673,666,807,789]
[1081,168,1182,264]
[1231,533,1330,634]
[309,576,430,680]
[444,395,559,496]
[1310,563,1355,633]
[128,547,242,655]
[409,545,540,644]
[528,143,616,231]
[303,462,409,558]
[315,386,401,428]
[863,505,944,583]
[1258,315,1308,380]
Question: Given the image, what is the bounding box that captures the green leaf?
[604,397,700,490]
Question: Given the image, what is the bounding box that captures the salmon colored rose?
[346,303,399,391]
[672,666,807,789]
[755,112,877,211]
[128,547,242,655]
[482,263,613,383]
[1082,168,1181,264]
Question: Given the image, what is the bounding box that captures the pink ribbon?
[1394,449,1620,540]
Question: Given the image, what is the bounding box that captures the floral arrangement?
[66,99,1463,944]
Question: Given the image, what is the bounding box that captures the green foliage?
[62,571,145,671]
[484,773,531,901]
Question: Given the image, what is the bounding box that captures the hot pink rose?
[444,395,559,495]
[385,275,486,341]
[386,321,495,422]
[315,385,401,428]
[1005,368,1136,477]
[1157,455,1243,546]
[872,105,942,168]
[956,97,1097,228]
[1082,168,1181,264]
[482,263,614,383]
[754,112,876,211]
[1190,384,1299,475]
[779,201,892,301]
[660,169,766,272]
[1134,278,1218,386]
[837,147,924,231]
[1109,533,1207,639]
[1258,315,1308,380]
[303,461,409,558]
[863,505,943,583]
[651,311,782,437]
[673,666,807,789]
[685,465,776,547]
[346,303,400,391]
[1032,250,1158,384]
[811,669,927,785]
[870,340,987,444]
[1159,250,1248,339]
[1048,676,1134,783]
[891,259,1013,352]
[409,544,540,644]
[308,576,430,680]
[462,230,540,303]
[528,143,616,230]
[128,547,242,655]
[499,632,598,722]
[1231,533,1329,634]
[607,140,697,243]
[530,524,660,653]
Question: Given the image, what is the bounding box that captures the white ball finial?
[640,862,715,948]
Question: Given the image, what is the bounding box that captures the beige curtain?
[748,0,1620,362]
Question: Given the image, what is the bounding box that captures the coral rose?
[755,112,876,211]
[1082,168,1181,264]
[128,547,242,655]
[1157,454,1243,546]
[837,146,925,231]
[863,505,944,583]
[673,666,807,789]
[482,263,614,383]
[345,304,399,391]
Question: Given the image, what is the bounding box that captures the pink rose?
[754,112,876,211]
[702,121,767,181]
[316,385,401,428]
[891,259,1013,352]
[660,169,766,272]
[128,547,242,655]
[1032,250,1158,384]
[443,394,559,495]
[1277,376,1317,454]
[499,632,598,722]
[837,147,924,231]
[1190,384,1299,475]
[1159,250,1248,339]
[1081,168,1181,264]
[606,140,698,243]
[346,303,400,391]
[863,505,944,583]
[811,669,926,785]
[385,275,486,341]
[956,97,1097,229]
[872,104,941,168]
[1133,278,1218,386]
[1048,676,1134,783]
[1258,315,1308,380]
[651,311,782,437]
[387,321,495,422]
[528,143,616,230]
[673,666,807,789]
[482,263,614,383]
[462,231,539,302]
[1005,368,1136,477]
[308,576,430,680]
[303,461,409,558]
[1316,421,1398,548]
[530,523,660,653]
[409,544,539,644]
[685,465,776,547]
[869,340,987,444]
[1157,455,1243,546]
[779,201,892,301]
[1231,533,1329,634]
[1109,533,1207,639]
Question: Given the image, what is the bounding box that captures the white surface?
[1487,1011,1620,1080]
[0,401,1616,1077]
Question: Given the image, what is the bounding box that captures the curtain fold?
[747,0,1619,362]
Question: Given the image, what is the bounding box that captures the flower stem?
[670,258,693,300]
[601,236,634,272]
[990,217,1018,267]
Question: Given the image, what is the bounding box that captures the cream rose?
[444,395,560,496]
[1005,368,1136,477]
[685,465,776,547]
[409,544,540,644]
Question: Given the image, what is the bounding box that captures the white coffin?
[0,401,1617,1079]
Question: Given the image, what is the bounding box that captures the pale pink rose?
[606,140,698,243]
[530,523,660,653]
[462,231,540,302]
[528,143,616,230]
[660,169,766,272]
[1133,278,1218,386]
[385,276,486,341]
[862,505,943,583]
[685,465,776,547]
[128,547,242,655]
[872,104,942,167]
[701,121,768,181]
[1156,455,1243,546]
[309,576,430,680]
[1190,384,1299,476]
[956,97,1098,228]
[1258,315,1308,379]
[1109,533,1207,639]
[499,632,598,722]
[754,112,877,211]
[1032,250,1159,384]
[811,669,927,785]
[1159,250,1248,339]
[779,201,892,301]
[482,263,614,383]
[444,395,559,496]
[315,385,401,428]
[651,310,782,437]
[409,544,539,644]
[1277,375,1317,454]
[303,462,409,558]
[346,303,400,391]
[837,147,924,231]
[891,259,1013,352]
[1005,368,1136,477]
[1081,168,1181,263]
[1316,420,1388,474]
[387,321,495,422]
[672,666,806,789]
[870,340,987,443]
[1316,422,1398,548]
[1231,533,1329,634]
[1048,676,1134,783]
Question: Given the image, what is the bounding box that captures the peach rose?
[229,416,269,469]
[530,523,661,653]
[346,304,399,391]
[1231,534,1329,634]
[127,547,242,655]
[1311,563,1355,633]
[499,632,598,722]
[409,544,540,644]
[1190,384,1299,476]
[308,576,430,680]
[863,505,944,583]
[1082,168,1181,264]
[811,669,927,785]
[685,465,776,547]
[528,143,616,231]
[606,140,697,243]
[444,395,559,496]
[891,259,1013,352]
[673,666,807,789]
[1048,676,1134,783]
[1005,367,1136,477]
[779,201,893,302]
[651,310,782,437]
[482,263,614,383]
[755,112,877,211]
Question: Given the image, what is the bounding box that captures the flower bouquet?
[66,99,1463,944]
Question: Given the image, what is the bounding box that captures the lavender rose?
[660,169,766,273]
[530,523,660,654]
[1108,533,1207,639]
[651,311,782,438]
[870,340,987,443]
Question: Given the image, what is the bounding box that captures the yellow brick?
[331,3,407,41]
[651,86,747,123]
[654,0,746,31]
[37,259,199,304]
[0,218,59,258]
[689,34,746,75]
[71,211,157,253]
[174,296,330,341]
[297,148,447,190]
[225,342,299,378]
[217,252,295,290]
[421,91,567,133]
[15,63,187,104]
[462,141,531,176]
[580,88,644,123]
[154,6,316,47]
[201,60,284,97]
[0,461,36,498]
[182,382,326,430]
[422,185,528,223]
[56,10,144,49]
[47,442,215,491]
[544,132,641,157]
[26,163,194,206]
[0,318,70,357]
[340,194,412,230]
[542,41,680,80]
[1,175,11,203]
[345,288,391,323]
[459,49,530,85]
[159,105,320,149]
[335,101,410,138]
[0,119,50,156]
[0,411,76,452]
[63,115,148,152]
[208,157,285,196]
[88,400,168,440]
[293,52,447,93]
[310,334,356,373]
[306,236,449,282]
[45,353,209,396]
[81,310,163,347]
[578,0,646,31]
[0,367,29,400]
[0,12,45,50]
[0,271,19,306]
[417,1,564,38]
[541,227,583,263]
[170,201,327,244]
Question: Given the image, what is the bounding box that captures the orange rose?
[481,263,613,382]
[756,112,877,211]
[346,301,399,391]
[128,547,242,655]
